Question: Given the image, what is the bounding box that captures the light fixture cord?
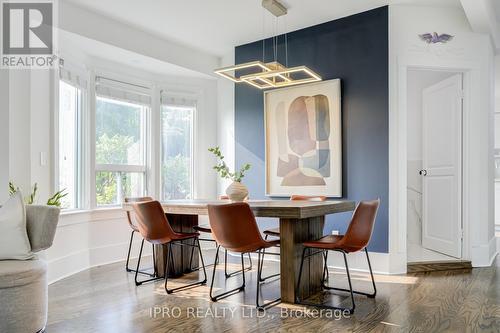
[262,8,265,62]
[274,16,278,63]
[285,15,288,67]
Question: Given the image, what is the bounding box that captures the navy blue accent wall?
[234,7,389,252]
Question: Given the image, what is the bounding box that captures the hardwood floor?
[47,251,500,332]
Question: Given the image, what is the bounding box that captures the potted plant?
[208,147,251,201]
[9,181,68,207]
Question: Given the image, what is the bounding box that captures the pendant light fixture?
[214,0,322,89]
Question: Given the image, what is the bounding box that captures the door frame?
[392,56,479,268]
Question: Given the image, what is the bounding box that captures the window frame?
[55,77,86,211]
[92,82,151,208]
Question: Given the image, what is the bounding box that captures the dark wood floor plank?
[47,253,500,333]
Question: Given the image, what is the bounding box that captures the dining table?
[122,199,356,303]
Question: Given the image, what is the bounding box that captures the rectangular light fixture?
[214,61,271,83]
[240,65,322,89]
[214,0,322,89]
[215,60,322,90]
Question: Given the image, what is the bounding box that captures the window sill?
[60,206,123,216]
[59,206,126,227]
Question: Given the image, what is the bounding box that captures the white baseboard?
[48,240,152,285]
[471,237,498,267]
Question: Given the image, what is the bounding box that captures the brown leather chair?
[124,197,155,277]
[260,195,327,282]
[207,202,281,310]
[295,199,380,314]
[192,195,252,278]
[132,200,207,293]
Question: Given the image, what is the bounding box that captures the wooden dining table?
[122,199,355,303]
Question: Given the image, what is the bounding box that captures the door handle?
[419,169,427,176]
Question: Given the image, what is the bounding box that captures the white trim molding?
[470,236,498,267]
[389,4,495,269]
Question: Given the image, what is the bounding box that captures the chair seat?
[226,238,280,253]
[303,234,363,253]
[263,227,280,237]
[150,232,200,244]
[193,225,212,233]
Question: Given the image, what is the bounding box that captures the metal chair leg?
[321,251,329,284]
[256,249,281,311]
[322,249,376,298]
[296,248,355,314]
[165,239,207,294]
[126,230,156,278]
[247,253,253,270]
[189,238,218,272]
[365,248,377,298]
[259,234,280,282]
[126,230,135,272]
[225,249,252,278]
[134,239,163,286]
[210,246,246,301]
[295,247,307,303]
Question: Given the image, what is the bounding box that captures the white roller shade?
[59,66,87,90]
[95,76,151,106]
[160,91,197,108]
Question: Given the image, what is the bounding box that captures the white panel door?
[421,74,462,258]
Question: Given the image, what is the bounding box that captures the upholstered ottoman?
[0,205,60,333]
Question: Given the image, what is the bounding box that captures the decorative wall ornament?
[419,32,454,44]
[265,79,342,197]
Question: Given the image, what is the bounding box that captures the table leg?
[279,215,325,303]
[154,214,199,278]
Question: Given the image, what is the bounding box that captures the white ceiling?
[62,0,462,57]
[59,30,212,79]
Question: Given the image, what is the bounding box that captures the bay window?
[56,68,200,210]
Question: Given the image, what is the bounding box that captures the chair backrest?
[290,195,327,201]
[124,197,153,230]
[343,199,380,250]
[207,202,264,253]
[132,200,176,244]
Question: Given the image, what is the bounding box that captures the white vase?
[225,181,249,202]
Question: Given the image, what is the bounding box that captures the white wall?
[406,70,457,247]
[389,4,497,268]
[494,55,500,232]
[8,70,54,202]
[216,52,236,196]
[9,70,33,194]
[0,70,8,202]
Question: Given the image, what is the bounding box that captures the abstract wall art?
[265,79,342,197]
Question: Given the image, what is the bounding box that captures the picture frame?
[264,79,342,197]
